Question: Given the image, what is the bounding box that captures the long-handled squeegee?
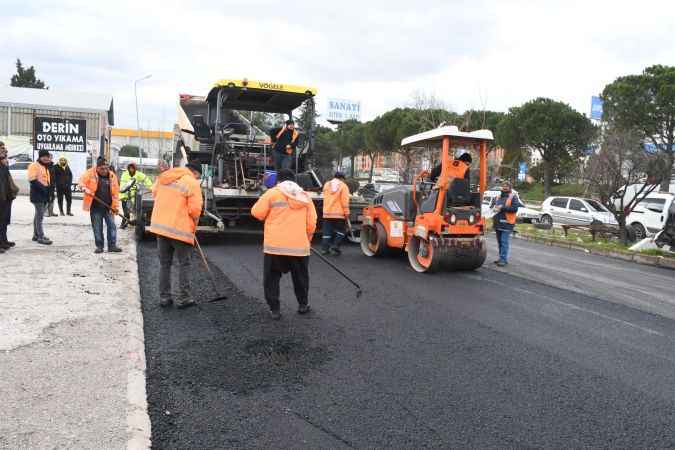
[310,247,362,298]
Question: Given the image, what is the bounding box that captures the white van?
[626,192,675,240]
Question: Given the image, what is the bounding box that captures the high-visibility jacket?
[446,160,469,179]
[149,167,203,245]
[251,181,317,256]
[78,167,120,212]
[27,162,51,203]
[119,170,152,201]
[494,193,521,231]
[322,178,350,219]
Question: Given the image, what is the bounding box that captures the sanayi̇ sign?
[327,98,361,122]
[33,117,87,153]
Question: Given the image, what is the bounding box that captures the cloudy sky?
[2,0,673,130]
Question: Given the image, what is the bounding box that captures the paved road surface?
[139,235,675,449]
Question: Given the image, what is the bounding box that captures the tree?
[602,65,675,191]
[119,145,148,158]
[311,126,339,178]
[10,59,47,89]
[497,98,597,197]
[586,126,666,244]
[336,120,366,177]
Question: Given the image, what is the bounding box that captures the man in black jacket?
[54,156,73,216]
[0,142,19,252]
[272,120,299,171]
[46,157,57,216]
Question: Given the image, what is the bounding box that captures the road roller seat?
[447,178,472,207]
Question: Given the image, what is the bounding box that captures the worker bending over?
[321,171,350,256]
[272,120,299,171]
[119,163,152,229]
[493,180,522,267]
[252,169,317,320]
[149,163,203,309]
[79,157,122,253]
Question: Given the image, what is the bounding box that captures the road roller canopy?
[206,79,317,114]
[401,126,494,147]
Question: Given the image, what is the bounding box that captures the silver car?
[539,196,618,226]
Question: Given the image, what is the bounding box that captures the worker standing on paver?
[272,120,299,171]
[321,171,350,256]
[252,169,317,320]
[79,157,123,254]
[149,163,203,309]
[119,163,152,229]
[0,143,19,252]
[54,156,73,216]
[27,149,53,245]
[493,180,522,267]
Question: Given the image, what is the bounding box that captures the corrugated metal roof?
[0,85,113,114]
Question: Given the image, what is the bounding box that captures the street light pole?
[134,74,152,168]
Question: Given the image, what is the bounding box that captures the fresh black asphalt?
[138,235,675,449]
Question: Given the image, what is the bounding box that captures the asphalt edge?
[512,232,675,271]
[125,237,152,450]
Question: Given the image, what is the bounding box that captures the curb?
[125,238,152,449]
[512,232,675,271]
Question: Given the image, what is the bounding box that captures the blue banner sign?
[590,96,603,120]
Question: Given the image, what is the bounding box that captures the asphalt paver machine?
[360,126,493,272]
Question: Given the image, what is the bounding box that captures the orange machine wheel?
[407,235,442,273]
[361,222,388,257]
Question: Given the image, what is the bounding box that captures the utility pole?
[134,74,152,168]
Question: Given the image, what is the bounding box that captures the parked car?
[8,160,30,195]
[539,196,618,226]
[482,189,540,223]
[625,192,675,240]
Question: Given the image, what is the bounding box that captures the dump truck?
[133,79,367,240]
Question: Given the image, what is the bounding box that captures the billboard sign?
[327,98,361,122]
[33,117,88,182]
[590,96,603,120]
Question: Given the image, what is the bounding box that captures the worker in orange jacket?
[252,169,317,320]
[79,157,122,253]
[27,150,53,245]
[149,163,203,308]
[321,171,350,256]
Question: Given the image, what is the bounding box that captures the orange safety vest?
[149,167,203,245]
[251,184,318,256]
[446,160,469,179]
[27,162,50,186]
[276,127,299,155]
[78,167,120,212]
[503,194,517,224]
[322,179,350,219]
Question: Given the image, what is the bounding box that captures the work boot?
[496,260,507,267]
[330,246,342,256]
[297,304,311,315]
[0,242,10,250]
[37,237,52,245]
[270,309,281,320]
[3,241,15,247]
[493,260,501,264]
[0,247,5,254]
[94,247,104,254]
[159,297,173,308]
[67,211,74,216]
[32,236,38,242]
[108,246,123,253]
[176,299,196,309]
[320,248,331,256]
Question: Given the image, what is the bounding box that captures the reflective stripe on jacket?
[78,167,120,212]
[251,183,317,256]
[119,170,152,201]
[322,178,350,219]
[149,167,203,245]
